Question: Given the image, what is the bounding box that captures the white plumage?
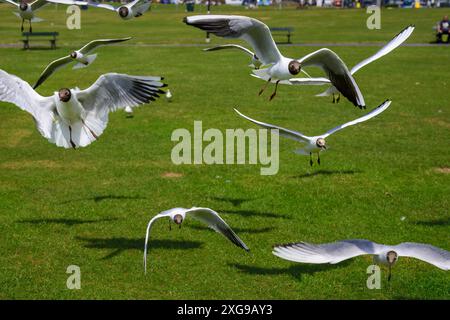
[273,239,450,280]
[185,15,365,107]
[33,37,132,89]
[84,0,151,20]
[235,99,391,165]
[0,69,166,148]
[144,207,249,273]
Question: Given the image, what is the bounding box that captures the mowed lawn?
[0,4,449,299]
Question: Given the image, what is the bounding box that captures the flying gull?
[144,207,249,273]
[273,239,450,281]
[0,69,166,148]
[184,15,365,107]
[234,99,391,166]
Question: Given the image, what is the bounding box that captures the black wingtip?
[182,17,188,24]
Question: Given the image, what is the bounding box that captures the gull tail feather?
[31,16,44,23]
[252,68,270,80]
[49,118,103,149]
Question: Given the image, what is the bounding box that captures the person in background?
[437,15,449,43]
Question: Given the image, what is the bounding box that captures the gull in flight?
[234,99,391,166]
[288,25,415,104]
[0,69,166,148]
[84,0,151,20]
[273,239,450,281]
[144,207,249,273]
[0,0,82,32]
[33,37,132,89]
[184,15,365,107]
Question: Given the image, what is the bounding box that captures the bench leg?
[287,34,291,44]
[50,40,56,49]
[22,40,29,50]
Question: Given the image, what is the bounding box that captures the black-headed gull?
[234,99,391,166]
[0,69,166,148]
[1,0,81,32]
[33,37,132,89]
[85,0,150,20]
[273,239,450,281]
[184,15,365,107]
[144,207,249,273]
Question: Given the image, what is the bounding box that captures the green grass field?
[0,4,449,299]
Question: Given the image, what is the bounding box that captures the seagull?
[33,37,132,89]
[0,0,81,32]
[85,0,151,20]
[273,239,450,281]
[285,25,415,104]
[184,15,365,107]
[143,207,249,273]
[0,69,166,148]
[234,99,391,166]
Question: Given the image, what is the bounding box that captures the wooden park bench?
[22,32,59,50]
[269,27,294,44]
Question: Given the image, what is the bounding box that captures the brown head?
[173,214,183,225]
[19,2,28,11]
[118,6,129,18]
[70,51,77,59]
[58,88,71,102]
[386,251,398,265]
[288,60,301,76]
[316,138,326,150]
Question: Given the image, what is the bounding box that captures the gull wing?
[0,69,55,139]
[76,73,166,117]
[186,207,249,251]
[273,239,385,264]
[1,0,19,7]
[299,48,365,108]
[234,108,310,143]
[33,55,72,89]
[394,242,450,270]
[143,212,172,273]
[184,15,282,65]
[204,44,256,58]
[321,99,391,138]
[351,25,415,75]
[79,37,132,55]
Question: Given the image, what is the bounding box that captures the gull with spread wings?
[0,69,166,148]
[33,37,132,89]
[143,207,249,273]
[84,0,151,20]
[184,15,365,107]
[273,239,450,281]
[234,99,391,166]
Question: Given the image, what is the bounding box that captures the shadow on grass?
[76,236,203,259]
[17,217,118,226]
[230,261,350,280]
[412,217,450,226]
[292,170,361,179]
[59,194,147,204]
[188,225,276,234]
[210,196,256,207]
[219,209,290,219]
